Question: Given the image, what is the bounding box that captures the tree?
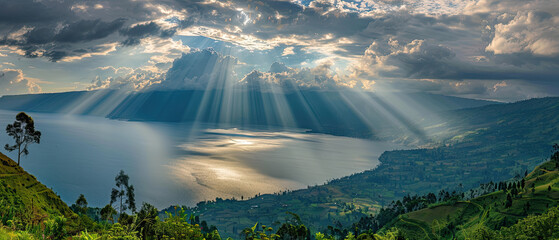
[136,203,159,239]
[4,112,41,166]
[552,144,559,162]
[505,194,513,208]
[110,170,136,214]
[74,194,88,214]
[100,204,117,223]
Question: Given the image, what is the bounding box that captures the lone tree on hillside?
[110,170,136,214]
[5,112,41,166]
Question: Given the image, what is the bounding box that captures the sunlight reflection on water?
[0,110,399,208]
[167,128,397,205]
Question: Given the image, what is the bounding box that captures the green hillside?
[385,159,559,239]
[0,152,74,227]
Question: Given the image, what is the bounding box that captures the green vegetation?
[110,170,136,214]
[0,151,74,227]
[375,155,559,239]
[4,112,41,166]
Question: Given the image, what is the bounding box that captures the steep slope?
[385,159,559,239]
[0,152,74,226]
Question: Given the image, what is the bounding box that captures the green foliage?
[106,223,140,240]
[374,154,559,240]
[273,212,309,240]
[73,194,89,215]
[492,207,559,240]
[242,223,279,240]
[101,204,117,224]
[135,203,158,239]
[315,232,334,240]
[74,230,102,240]
[111,170,136,214]
[0,227,36,240]
[373,228,405,240]
[43,216,67,239]
[0,152,74,231]
[4,112,41,166]
[276,222,309,240]
[150,207,206,240]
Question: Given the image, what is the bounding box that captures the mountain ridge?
[0,90,499,140]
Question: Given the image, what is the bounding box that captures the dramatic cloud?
[0,0,73,26]
[486,11,559,56]
[240,62,374,91]
[153,48,240,90]
[120,21,175,46]
[354,38,457,79]
[0,0,557,101]
[88,67,164,91]
[0,68,41,95]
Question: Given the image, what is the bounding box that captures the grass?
[0,152,74,227]
[0,227,36,240]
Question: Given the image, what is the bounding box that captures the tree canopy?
[4,112,41,166]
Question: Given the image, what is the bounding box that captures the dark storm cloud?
[0,0,167,61]
[0,17,127,61]
[55,18,126,43]
[120,21,174,46]
[356,38,559,83]
[121,22,161,37]
[21,18,126,44]
[0,0,74,25]
[44,51,68,62]
[0,0,480,61]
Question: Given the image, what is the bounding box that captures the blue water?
[0,110,399,208]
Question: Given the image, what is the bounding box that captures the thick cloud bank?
[0,0,558,101]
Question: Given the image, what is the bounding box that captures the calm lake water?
[0,110,399,208]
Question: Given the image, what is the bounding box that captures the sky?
[0,0,558,102]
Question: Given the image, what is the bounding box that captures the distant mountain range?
[0,89,498,141]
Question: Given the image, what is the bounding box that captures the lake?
[0,110,399,209]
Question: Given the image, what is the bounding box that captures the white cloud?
[88,67,164,91]
[0,69,42,96]
[239,62,374,91]
[486,11,559,56]
[352,38,456,79]
[282,46,295,56]
[1,62,15,67]
[60,42,119,62]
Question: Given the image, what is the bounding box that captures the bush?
[151,207,205,240]
[43,216,67,239]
